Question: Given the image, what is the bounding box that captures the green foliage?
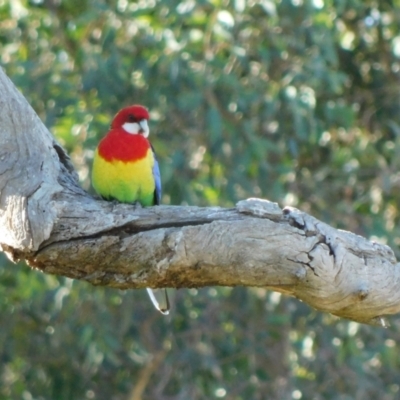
[1,0,400,398]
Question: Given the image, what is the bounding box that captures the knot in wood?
[356,286,369,300]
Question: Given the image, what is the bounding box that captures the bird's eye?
[128,114,136,122]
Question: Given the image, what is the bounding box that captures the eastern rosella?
[92,105,169,315]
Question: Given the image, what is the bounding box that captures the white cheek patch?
[122,122,140,134]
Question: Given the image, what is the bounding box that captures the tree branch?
[1,67,400,326]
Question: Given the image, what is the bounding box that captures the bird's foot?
[133,201,143,209]
[108,199,121,211]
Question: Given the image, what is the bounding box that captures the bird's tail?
[146,288,170,315]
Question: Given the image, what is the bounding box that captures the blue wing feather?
[151,145,161,205]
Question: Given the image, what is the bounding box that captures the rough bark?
[1,67,400,326]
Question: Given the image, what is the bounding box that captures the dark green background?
[1,0,400,398]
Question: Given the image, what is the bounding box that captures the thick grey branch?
[1,67,400,326]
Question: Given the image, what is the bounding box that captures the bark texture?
[1,67,400,326]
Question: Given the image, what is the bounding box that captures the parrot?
[91,104,170,315]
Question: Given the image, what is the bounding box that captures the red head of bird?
[111,105,150,137]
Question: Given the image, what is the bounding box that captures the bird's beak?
[139,120,150,137]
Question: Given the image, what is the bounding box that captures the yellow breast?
[92,149,155,206]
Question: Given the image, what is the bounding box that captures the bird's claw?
[133,201,143,209]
